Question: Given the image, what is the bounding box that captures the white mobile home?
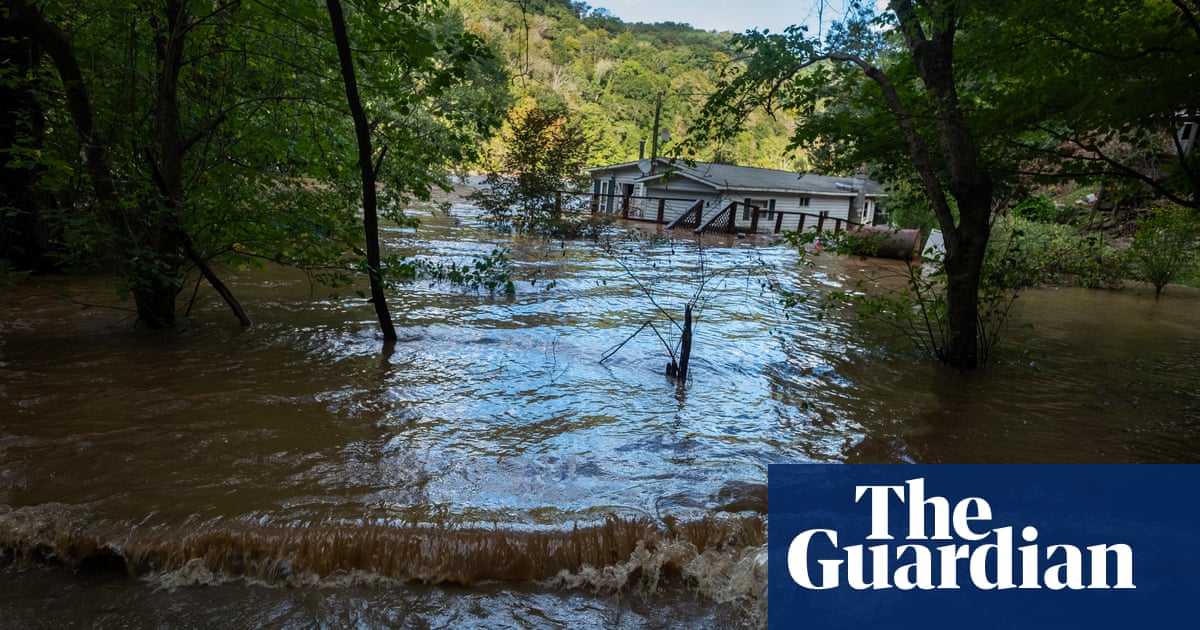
[585,159,885,233]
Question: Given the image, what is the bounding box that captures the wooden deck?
[557,190,864,235]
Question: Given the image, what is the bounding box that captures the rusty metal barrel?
[846,225,923,259]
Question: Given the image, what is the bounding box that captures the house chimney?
[850,163,868,224]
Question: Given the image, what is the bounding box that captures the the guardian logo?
[768,465,1196,629]
[787,478,1135,591]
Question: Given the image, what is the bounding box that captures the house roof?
[586,159,886,196]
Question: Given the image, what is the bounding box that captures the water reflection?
[2,203,1199,625]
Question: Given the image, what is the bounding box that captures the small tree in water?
[471,103,604,238]
[1128,205,1200,298]
[783,227,1025,366]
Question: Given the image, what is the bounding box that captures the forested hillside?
[452,0,805,170]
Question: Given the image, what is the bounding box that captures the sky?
[590,0,853,35]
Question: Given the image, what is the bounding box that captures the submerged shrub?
[1127,205,1200,297]
[470,104,603,239]
[380,249,516,297]
[782,229,1018,365]
[991,217,1126,289]
[1011,194,1063,223]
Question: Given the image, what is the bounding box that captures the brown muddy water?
[2,202,1198,628]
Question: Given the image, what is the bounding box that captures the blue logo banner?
[768,465,1199,629]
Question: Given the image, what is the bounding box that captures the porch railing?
[566,191,864,235]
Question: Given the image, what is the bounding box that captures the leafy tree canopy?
[3,0,506,327]
[689,0,1200,368]
[470,101,602,237]
[453,0,805,170]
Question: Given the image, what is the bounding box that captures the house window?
[600,180,616,212]
[1179,121,1198,155]
[798,197,811,207]
[743,198,776,221]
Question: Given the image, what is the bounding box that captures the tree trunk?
[677,303,693,382]
[16,1,182,328]
[326,0,398,344]
[130,0,192,330]
[133,284,179,329]
[13,3,122,216]
[941,225,986,368]
[893,0,995,369]
[0,15,60,273]
[144,149,252,327]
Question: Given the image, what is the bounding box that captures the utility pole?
[650,91,663,161]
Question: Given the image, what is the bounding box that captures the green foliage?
[0,258,28,288]
[471,103,610,238]
[8,0,505,324]
[1182,267,1200,290]
[395,248,517,297]
[1128,205,1200,297]
[990,217,1127,290]
[782,228,1020,366]
[452,0,798,168]
[696,2,1017,368]
[692,0,1200,213]
[779,211,1147,364]
[880,178,941,237]
[975,0,1200,209]
[1011,195,1062,223]
[690,0,1200,368]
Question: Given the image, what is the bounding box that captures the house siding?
[585,159,883,233]
[644,178,714,197]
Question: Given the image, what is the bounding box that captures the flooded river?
[2,202,1198,627]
